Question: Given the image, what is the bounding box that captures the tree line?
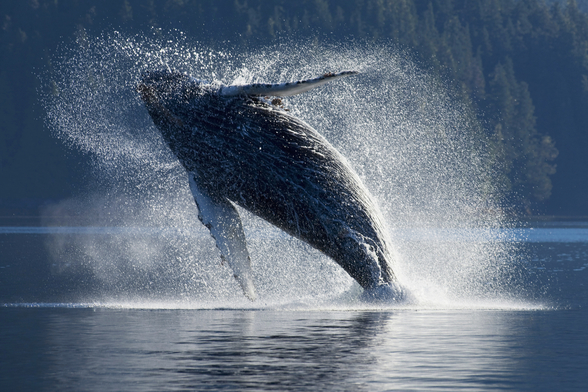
[1,0,587,215]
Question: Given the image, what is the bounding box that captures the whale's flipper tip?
[220,70,360,97]
[237,274,258,301]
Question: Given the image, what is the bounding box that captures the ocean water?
[5,32,583,390]
[1,224,587,391]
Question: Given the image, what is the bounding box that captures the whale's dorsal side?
[219,71,358,97]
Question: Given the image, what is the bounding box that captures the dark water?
[1,307,587,391]
[1,224,587,391]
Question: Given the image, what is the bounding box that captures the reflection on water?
[1,308,586,391]
[2,224,587,391]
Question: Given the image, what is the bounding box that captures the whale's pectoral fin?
[219,71,359,97]
[188,174,257,301]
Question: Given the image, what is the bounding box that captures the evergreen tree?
[1,0,587,214]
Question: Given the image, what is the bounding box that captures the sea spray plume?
[42,33,522,306]
[137,70,407,301]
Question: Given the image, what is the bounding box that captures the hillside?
[1,0,587,215]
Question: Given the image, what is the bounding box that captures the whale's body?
[138,70,405,301]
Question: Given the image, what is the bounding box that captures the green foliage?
[486,58,558,210]
[1,0,587,214]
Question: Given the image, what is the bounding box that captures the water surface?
[2,225,587,391]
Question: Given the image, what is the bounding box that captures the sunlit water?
[1,32,587,390]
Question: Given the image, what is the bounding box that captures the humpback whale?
[138,70,406,301]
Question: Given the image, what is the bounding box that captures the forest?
[1,0,587,215]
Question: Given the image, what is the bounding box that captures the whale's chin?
[361,282,415,304]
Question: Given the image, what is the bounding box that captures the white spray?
[41,31,522,309]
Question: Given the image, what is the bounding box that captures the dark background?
[1,0,588,217]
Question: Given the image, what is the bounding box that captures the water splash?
[41,30,524,309]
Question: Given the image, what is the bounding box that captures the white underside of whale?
[188,174,257,301]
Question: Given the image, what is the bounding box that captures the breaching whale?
[138,70,406,301]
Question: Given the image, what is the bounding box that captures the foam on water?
[41,30,526,310]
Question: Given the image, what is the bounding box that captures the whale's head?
[137,70,206,107]
[137,70,213,132]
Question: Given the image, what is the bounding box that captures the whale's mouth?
[137,70,174,101]
[137,75,186,128]
[136,82,157,105]
[137,70,207,108]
